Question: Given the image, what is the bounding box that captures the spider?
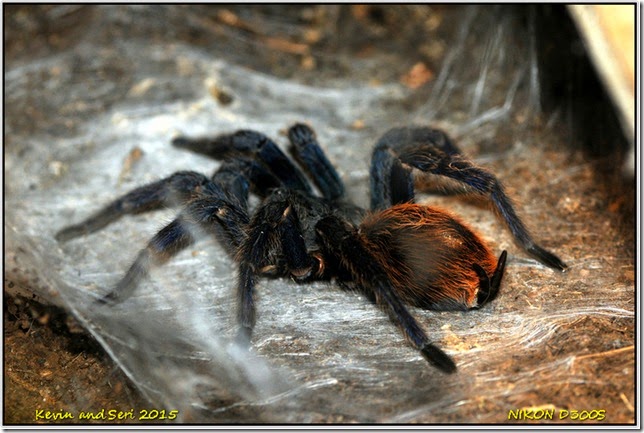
[56,123,566,374]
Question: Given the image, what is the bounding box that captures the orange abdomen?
[358,203,497,310]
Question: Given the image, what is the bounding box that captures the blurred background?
[4,5,636,424]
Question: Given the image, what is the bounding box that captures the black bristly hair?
[56,122,566,373]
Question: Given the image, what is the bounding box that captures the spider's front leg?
[100,189,250,305]
[99,217,194,304]
[173,129,313,195]
[55,171,211,242]
[286,123,345,201]
[59,162,251,304]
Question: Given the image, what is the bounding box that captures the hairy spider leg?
[371,150,423,209]
[370,146,398,211]
[286,123,345,201]
[230,158,283,198]
[370,127,462,211]
[235,192,318,345]
[173,129,313,195]
[315,215,457,373]
[372,126,567,271]
[389,158,415,206]
[208,159,252,209]
[55,171,212,242]
[98,217,195,305]
[98,188,250,305]
[93,163,252,305]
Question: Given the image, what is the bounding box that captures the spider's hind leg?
[370,127,460,211]
[370,145,415,211]
[372,126,567,271]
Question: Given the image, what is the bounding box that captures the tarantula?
[56,123,566,373]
